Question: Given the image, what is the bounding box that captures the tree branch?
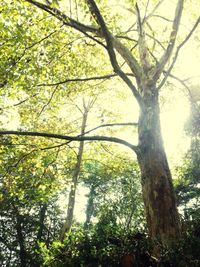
[84,122,138,135]
[25,0,105,48]
[37,73,136,87]
[37,73,120,87]
[158,16,200,90]
[85,0,144,109]
[166,72,197,102]
[110,35,142,80]
[0,131,139,154]
[38,85,59,115]
[144,0,165,22]
[26,0,143,106]
[152,0,184,81]
[135,2,151,74]
[26,0,97,33]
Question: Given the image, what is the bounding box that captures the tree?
[1,0,200,246]
[0,136,64,266]
[175,84,200,216]
[83,156,143,230]
[60,98,95,240]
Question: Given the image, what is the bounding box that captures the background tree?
[175,85,200,218]
[82,155,143,231]
[60,98,95,240]
[0,136,64,266]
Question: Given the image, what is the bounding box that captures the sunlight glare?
[161,97,190,164]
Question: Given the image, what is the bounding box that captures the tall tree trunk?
[84,185,95,229]
[60,107,88,241]
[137,87,181,244]
[15,213,27,267]
[37,203,47,241]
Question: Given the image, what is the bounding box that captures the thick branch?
[135,2,151,74]
[0,131,139,154]
[26,0,97,33]
[152,0,184,81]
[25,0,105,47]
[86,0,143,108]
[110,35,142,79]
[26,0,143,106]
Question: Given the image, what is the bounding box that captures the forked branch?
[135,2,151,73]
[85,0,143,108]
[158,16,200,90]
[25,0,143,107]
[152,0,184,81]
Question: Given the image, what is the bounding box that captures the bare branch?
[158,16,200,90]
[14,93,39,107]
[166,72,196,101]
[144,0,166,22]
[150,15,173,23]
[84,122,138,135]
[146,32,165,50]
[26,27,60,49]
[0,131,139,153]
[38,85,59,115]
[11,149,38,168]
[135,2,151,74]
[37,73,137,87]
[167,73,200,119]
[1,93,39,110]
[37,73,120,87]
[143,0,150,22]
[152,0,184,81]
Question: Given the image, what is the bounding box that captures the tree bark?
[137,86,181,244]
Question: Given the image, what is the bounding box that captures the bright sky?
[161,94,190,165]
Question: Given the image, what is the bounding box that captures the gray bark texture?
[137,87,181,244]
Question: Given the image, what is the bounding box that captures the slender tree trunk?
[15,214,27,267]
[137,87,181,244]
[84,185,95,229]
[37,203,47,241]
[60,108,88,241]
